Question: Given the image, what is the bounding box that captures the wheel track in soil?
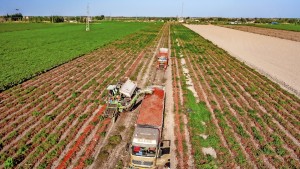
[65,49,143,169]
[59,25,165,168]
[52,48,142,168]
[91,36,161,168]
[136,48,153,84]
[171,57,185,168]
[91,23,171,169]
[75,52,150,169]
[164,25,177,169]
[53,25,166,168]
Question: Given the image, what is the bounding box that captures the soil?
[178,24,300,167]
[91,23,177,169]
[180,56,199,102]
[185,24,300,98]
[163,57,177,169]
[202,147,217,159]
[162,26,177,168]
[0,25,165,169]
[177,42,195,168]
[224,25,300,42]
[91,109,138,169]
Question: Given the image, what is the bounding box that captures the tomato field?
[0,22,299,169]
[171,24,300,168]
[0,22,162,168]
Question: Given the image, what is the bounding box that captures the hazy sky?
[1,0,299,18]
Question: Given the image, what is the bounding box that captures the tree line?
[1,13,105,23]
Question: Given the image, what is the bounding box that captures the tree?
[50,16,64,23]
[95,15,105,20]
[4,13,23,21]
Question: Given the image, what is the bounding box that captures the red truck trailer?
[157,48,169,70]
[129,86,170,168]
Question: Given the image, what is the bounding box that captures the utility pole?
[86,4,90,31]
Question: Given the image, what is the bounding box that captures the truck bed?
[136,87,165,129]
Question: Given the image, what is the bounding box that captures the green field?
[0,23,67,33]
[0,22,153,90]
[248,24,300,32]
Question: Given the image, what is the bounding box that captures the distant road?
[185,24,300,97]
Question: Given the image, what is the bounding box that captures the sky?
[1,0,300,18]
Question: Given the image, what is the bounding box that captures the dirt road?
[92,23,176,169]
[185,24,300,97]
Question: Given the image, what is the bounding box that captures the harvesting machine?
[103,79,153,120]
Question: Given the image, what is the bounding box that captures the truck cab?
[157,48,169,70]
[129,127,170,169]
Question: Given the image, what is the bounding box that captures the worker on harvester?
[103,79,153,118]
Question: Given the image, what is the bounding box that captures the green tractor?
[103,79,153,120]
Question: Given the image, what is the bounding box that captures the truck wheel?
[164,162,170,168]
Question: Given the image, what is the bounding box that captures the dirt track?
[224,25,300,42]
[185,24,300,97]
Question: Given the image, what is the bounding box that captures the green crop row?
[0,22,160,91]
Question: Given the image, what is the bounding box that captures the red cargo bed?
[136,87,165,129]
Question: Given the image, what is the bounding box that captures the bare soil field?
[224,25,300,42]
[185,24,300,97]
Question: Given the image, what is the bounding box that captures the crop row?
[91,23,171,168]
[171,24,300,168]
[0,23,163,169]
[0,22,156,91]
